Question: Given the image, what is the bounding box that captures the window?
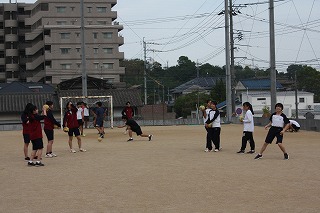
[103,32,113,39]
[61,64,71,69]
[57,21,67,25]
[60,33,70,39]
[87,7,92,13]
[93,32,98,39]
[57,7,66,13]
[102,63,113,69]
[299,98,305,103]
[97,7,107,13]
[97,21,106,25]
[93,63,100,69]
[60,48,71,54]
[41,3,49,11]
[76,48,80,53]
[93,48,99,54]
[103,48,113,54]
[257,98,266,101]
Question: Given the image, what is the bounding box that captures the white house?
[240,91,314,118]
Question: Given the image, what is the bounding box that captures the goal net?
[60,96,113,128]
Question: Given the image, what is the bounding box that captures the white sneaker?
[204,148,209,152]
[79,148,86,152]
[70,149,76,153]
[214,149,219,152]
[51,153,57,157]
[45,153,53,158]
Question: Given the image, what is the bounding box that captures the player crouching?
[119,116,152,142]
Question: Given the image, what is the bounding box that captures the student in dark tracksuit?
[201,100,213,152]
[27,105,47,166]
[254,103,290,160]
[21,103,33,161]
[44,101,61,158]
[120,115,152,142]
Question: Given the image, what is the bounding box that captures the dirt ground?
[0,124,320,213]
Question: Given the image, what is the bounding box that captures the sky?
[21,0,320,72]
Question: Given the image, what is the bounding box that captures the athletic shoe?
[25,157,30,161]
[247,150,255,154]
[35,162,45,167]
[204,148,209,152]
[284,153,289,160]
[51,153,57,157]
[79,148,86,152]
[148,135,153,141]
[237,150,245,154]
[127,138,133,142]
[27,161,35,166]
[70,149,76,153]
[81,134,86,137]
[214,149,219,152]
[45,153,53,158]
[254,154,263,160]
[100,134,104,138]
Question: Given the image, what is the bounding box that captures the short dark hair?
[275,103,284,110]
[46,101,53,106]
[122,115,128,120]
[96,102,102,107]
[211,100,218,105]
[126,101,131,105]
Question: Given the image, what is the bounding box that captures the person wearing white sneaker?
[63,102,86,154]
[205,101,221,152]
[119,116,153,142]
[44,101,61,158]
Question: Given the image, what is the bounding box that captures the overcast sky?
[21,0,320,72]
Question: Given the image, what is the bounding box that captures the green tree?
[174,92,210,118]
[210,79,226,103]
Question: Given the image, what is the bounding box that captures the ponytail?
[243,102,254,115]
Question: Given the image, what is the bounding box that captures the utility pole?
[80,0,87,96]
[269,0,276,112]
[225,0,232,123]
[197,60,200,124]
[229,0,236,115]
[295,70,298,119]
[143,38,147,105]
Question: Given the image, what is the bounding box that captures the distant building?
[241,91,314,118]
[171,77,224,99]
[0,0,124,85]
[235,79,284,96]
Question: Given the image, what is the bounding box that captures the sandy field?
[0,124,319,213]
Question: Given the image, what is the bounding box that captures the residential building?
[0,0,124,86]
[241,91,314,118]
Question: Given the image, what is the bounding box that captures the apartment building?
[0,0,125,85]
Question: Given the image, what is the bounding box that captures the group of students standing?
[201,101,293,160]
[21,101,88,167]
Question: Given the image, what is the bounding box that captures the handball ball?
[199,105,205,111]
[63,127,69,132]
[97,137,102,142]
[239,115,244,121]
[43,104,49,111]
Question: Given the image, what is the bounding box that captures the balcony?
[0,58,5,64]
[26,55,44,70]
[5,34,18,42]
[25,28,42,41]
[6,63,19,71]
[117,36,124,45]
[4,3,17,11]
[26,39,44,56]
[4,20,18,28]
[5,49,19,57]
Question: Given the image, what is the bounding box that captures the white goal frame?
[60,95,113,128]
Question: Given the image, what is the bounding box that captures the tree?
[210,79,226,103]
[174,92,210,118]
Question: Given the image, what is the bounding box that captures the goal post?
[60,95,113,129]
